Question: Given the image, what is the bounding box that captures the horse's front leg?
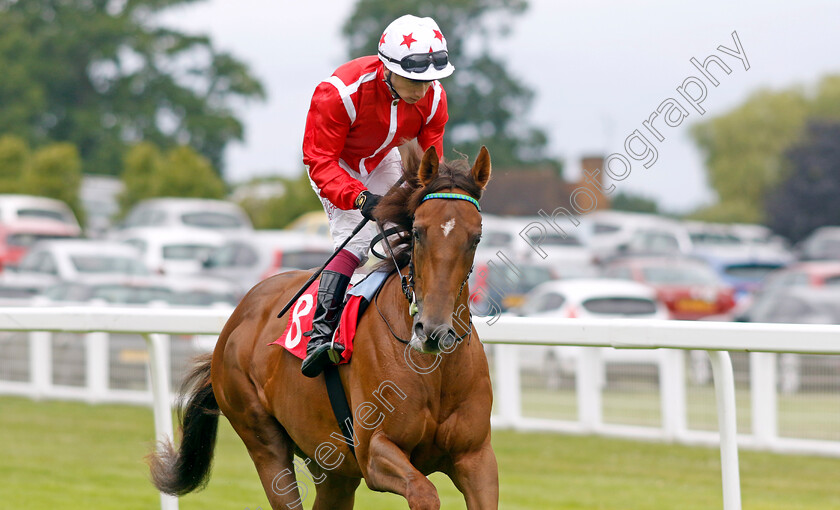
[361,431,440,510]
[449,437,499,510]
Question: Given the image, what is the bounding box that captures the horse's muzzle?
[410,321,458,354]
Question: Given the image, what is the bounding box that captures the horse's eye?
[413,229,421,241]
[472,235,482,249]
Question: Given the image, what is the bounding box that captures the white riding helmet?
[377,15,455,81]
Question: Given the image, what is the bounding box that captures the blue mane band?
[420,192,481,212]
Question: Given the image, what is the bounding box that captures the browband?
[420,192,481,212]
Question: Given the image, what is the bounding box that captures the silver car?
[119,197,253,233]
[200,230,334,295]
[3,239,149,292]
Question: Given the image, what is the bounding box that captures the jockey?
[300,14,455,377]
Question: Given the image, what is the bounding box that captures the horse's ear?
[471,146,492,190]
[418,146,439,186]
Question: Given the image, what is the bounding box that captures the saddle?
[270,270,391,361]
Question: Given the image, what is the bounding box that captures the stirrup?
[301,339,345,378]
[326,340,343,363]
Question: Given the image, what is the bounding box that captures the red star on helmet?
[379,32,387,46]
[401,33,417,49]
[433,30,444,42]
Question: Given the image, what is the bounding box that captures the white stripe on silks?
[325,77,356,123]
[359,100,399,175]
[324,72,377,125]
[337,159,358,176]
[425,81,442,124]
[305,165,322,195]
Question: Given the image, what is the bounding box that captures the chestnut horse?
[149,145,497,509]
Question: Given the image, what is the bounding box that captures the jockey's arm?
[302,84,368,211]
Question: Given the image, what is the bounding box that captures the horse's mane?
[373,142,485,270]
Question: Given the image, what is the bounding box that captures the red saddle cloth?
[270,280,364,364]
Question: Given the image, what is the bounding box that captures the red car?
[602,256,736,320]
[0,219,80,271]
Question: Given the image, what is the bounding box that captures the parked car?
[505,215,591,265]
[602,256,736,320]
[686,221,794,265]
[735,286,840,393]
[0,219,80,271]
[0,194,81,229]
[728,223,786,246]
[697,254,788,304]
[579,210,692,263]
[762,261,840,291]
[119,198,253,233]
[285,211,331,239]
[685,221,742,253]
[163,275,240,307]
[200,231,334,294]
[513,278,668,387]
[0,277,42,303]
[110,227,226,275]
[3,239,149,292]
[40,275,173,305]
[79,175,123,238]
[515,278,666,319]
[0,195,82,270]
[737,286,840,325]
[476,214,518,253]
[796,226,840,261]
[469,258,564,315]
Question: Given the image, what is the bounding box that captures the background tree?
[0,135,30,193]
[21,143,85,224]
[610,192,659,214]
[342,0,559,171]
[119,143,163,216]
[690,75,840,223]
[684,201,760,225]
[159,146,227,199]
[765,121,840,244]
[118,142,227,216]
[0,136,85,222]
[0,0,265,176]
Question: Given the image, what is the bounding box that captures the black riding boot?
[301,270,351,378]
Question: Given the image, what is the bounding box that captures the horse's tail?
[148,353,220,496]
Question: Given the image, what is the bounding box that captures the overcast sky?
[159,0,840,213]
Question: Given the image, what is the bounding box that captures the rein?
[369,191,480,345]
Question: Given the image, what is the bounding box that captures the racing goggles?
[379,50,449,74]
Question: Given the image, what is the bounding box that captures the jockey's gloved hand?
[355,190,382,221]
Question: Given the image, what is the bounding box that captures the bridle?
[370,191,480,345]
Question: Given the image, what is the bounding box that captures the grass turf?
[1,396,839,509]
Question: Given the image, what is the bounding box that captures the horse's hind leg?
[449,439,499,510]
[226,406,304,510]
[363,433,440,510]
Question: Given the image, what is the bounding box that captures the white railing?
[1,307,839,510]
[0,307,230,510]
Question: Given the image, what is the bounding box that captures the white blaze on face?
[441,218,456,238]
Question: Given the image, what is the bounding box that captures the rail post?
[144,333,179,510]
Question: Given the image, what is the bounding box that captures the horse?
[149,144,498,510]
